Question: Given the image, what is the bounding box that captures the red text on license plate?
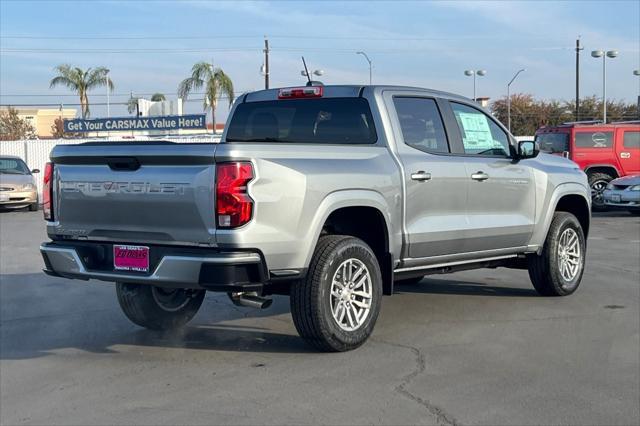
[113,245,149,272]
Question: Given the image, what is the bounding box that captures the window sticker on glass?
[457,112,498,150]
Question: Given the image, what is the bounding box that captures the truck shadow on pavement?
[1,272,537,360]
[396,277,538,297]
[0,272,313,359]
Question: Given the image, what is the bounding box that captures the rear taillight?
[216,162,254,228]
[43,162,54,221]
[278,86,323,99]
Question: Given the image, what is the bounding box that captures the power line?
[0,91,253,97]
[3,34,561,41]
[1,45,576,55]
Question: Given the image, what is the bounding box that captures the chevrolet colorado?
[41,85,591,352]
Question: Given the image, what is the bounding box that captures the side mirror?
[517,140,539,159]
[31,169,40,174]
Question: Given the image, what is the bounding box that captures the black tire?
[116,283,205,330]
[528,212,586,296]
[28,203,38,212]
[290,235,383,352]
[395,276,424,285]
[588,172,614,211]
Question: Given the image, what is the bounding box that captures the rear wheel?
[528,212,586,296]
[116,283,205,330]
[588,172,614,211]
[290,235,382,352]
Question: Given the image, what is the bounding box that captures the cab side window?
[450,102,510,156]
[393,97,450,154]
[623,131,640,149]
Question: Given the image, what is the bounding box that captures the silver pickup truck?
[40,85,591,352]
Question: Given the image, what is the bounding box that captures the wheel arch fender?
[584,165,620,178]
[530,183,591,253]
[301,189,398,270]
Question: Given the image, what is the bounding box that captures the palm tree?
[178,62,234,133]
[127,95,140,116]
[150,93,166,102]
[50,65,114,118]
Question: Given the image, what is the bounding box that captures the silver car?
[0,156,39,211]
[603,175,640,214]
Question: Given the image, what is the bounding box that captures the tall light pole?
[356,51,372,85]
[591,49,618,123]
[507,68,526,132]
[464,69,486,101]
[635,70,640,120]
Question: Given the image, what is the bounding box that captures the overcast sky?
[1,0,638,120]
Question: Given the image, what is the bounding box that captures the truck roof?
[538,121,640,132]
[242,84,471,104]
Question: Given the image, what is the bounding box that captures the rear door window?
[393,97,449,153]
[450,102,510,156]
[535,133,570,153]
[623,131,640,149]
[574,131,613,148]
[226,98,377,144]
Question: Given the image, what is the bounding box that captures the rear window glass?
[574,131,613,148]
[623,131,640,149]
[393,97,449,153]
[226,98,377,144]
[535,133,570,153]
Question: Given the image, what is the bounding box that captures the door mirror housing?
[517,140,539,159]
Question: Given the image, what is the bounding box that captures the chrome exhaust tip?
[228,292,273,309]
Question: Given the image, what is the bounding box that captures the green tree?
[49,65,114,119]
[491,94,638,136]
[150,93,166,102]
[0,107,36,140]
[178,62,234,132]
[127,96,140,115]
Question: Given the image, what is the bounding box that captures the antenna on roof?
[301,56,312,86]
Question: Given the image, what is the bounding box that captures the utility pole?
[575,38,583,121]
[264,38,270,89]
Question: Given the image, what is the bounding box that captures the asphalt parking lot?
[1,211,638,426]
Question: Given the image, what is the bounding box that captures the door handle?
[471,171,489,181]
[411,171,432,181]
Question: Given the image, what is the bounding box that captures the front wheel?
[588,172,613,211]
[290,235,382,352]
[116,283,205,330]
[528,212,586,296]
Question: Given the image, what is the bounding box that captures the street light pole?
[635,70,640,120]
[464,69,486,101]
[507,68,526,132]
[591,50,618,123]
[356,51,372,85]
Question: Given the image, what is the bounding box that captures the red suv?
[535,121,640,210]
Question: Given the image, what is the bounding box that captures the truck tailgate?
[49,142,217,246]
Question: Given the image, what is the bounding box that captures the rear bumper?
[40,242,267,292]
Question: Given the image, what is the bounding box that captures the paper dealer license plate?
[113,245,149,272]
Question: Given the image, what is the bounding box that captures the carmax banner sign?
[64,114,206,133]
